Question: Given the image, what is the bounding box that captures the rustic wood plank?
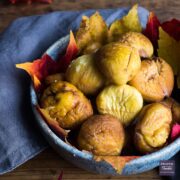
[0,148,161,180]
[0,0,178,179]
[0,0,180,33]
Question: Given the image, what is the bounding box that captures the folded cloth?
[0,6,178,177]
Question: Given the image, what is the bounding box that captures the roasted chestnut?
[77,114,125,155]
[40,81,93,129]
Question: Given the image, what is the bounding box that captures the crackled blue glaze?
[30,13,180,175]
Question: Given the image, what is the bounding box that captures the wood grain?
[0,0,179,179]
[0,148,162,180]
[0,0,180,33]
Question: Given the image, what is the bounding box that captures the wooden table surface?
[0,0,179,179]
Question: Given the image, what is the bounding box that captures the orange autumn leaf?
[37,106,69,139]
[16,54,56,90]
[16,31,78,91]
[94,156,139,174]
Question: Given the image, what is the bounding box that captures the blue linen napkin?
[0,6,178,177]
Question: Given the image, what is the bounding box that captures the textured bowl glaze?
[30,35,180,176]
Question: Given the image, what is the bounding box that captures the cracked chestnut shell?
[118,32,153,58]
[95,42,141,85]
[129,58,174,102]
[96,85,143,126]
[77,114,125,155]
[65,54,104,95]
[40,81,93,129]
[134,103,172,154]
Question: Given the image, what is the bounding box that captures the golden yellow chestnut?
[134,103,172,154]
[96,85,143,126]
[118,32,153,58]
[40,81,93,129]
[65,54,104,95]
[77,114,125,155]
[95,42,141,85]
[129,58,174,102]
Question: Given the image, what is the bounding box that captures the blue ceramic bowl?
[30,35,180,175]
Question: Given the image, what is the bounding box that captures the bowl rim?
[30,34,180,175]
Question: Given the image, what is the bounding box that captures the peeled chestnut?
[65,54,104,95]
[77,114,125,156]
[129,57,174,102]
[40,81,93,129]
[118,32,153,58]
[95,42,141,85]
[96,85,143,126]
[134,103,172,154]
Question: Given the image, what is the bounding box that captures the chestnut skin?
[134,103,172,154]
[129,57,174,102]
[40,81,93,129]
[77,114,125,156]
[118,32,153,58]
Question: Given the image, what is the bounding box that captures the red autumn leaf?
[58,31,79,72]
[37,106,69,139]
[16,54,56,90]
[161,19,180,41]
[58,170,63,180]
[143,12,160,55]
[171,123,180,141]
[10,0,52,4]
[16,31,78,91]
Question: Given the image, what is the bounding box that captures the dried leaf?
[16,31,78,91]
[76,12,108,54]
[59,31,79,71]
[109,4,142,42]
[94,156,139,174]
[143,12,160,54]
[122,4,142,32]
[161,19,180,41]
[10,0,52,4]
[16,54,56,90]
[171,123,180,141]
[158,27,180,87]
[37,106,69,139]
[58,171,63,180]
